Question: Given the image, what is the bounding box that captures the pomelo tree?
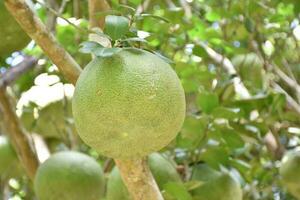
[0,0,300,200]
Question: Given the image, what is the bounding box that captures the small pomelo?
[106,153,182,200]
[191,164,243,200]
[34,151,105,200]
[279,151,300,198]
[72,48,186,159]
[0,1,30,60]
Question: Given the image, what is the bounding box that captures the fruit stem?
[115,158,164,200]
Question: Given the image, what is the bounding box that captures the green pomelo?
[72,48,186,159]
[0,135,22,178]
[106,153,182,200]
[280,151,300,199]
[0,1,30,60]
[232,53,264,92]
[34,151,105,200]
[191,164,243,200]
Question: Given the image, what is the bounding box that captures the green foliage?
[2,0,300,199]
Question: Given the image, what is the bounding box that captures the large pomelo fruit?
[34,151,105,200]
[279,151,300,198]
[106,153,182,200]
[0,1,31,60]
[72,48,186,159]
[191,164,243,200]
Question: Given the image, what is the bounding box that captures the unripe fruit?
[191,164,243,200]
[73,48,186,159]
[34,151,105,200]
[0,1,30,60]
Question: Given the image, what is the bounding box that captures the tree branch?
[0,56,37,88]
[271,81,300,115]
[88,0,110,30]
[4,0,82,85]
[196,41,251,98]
[0,88,39,180]
[115,158,164,200]
[272,63,300,103]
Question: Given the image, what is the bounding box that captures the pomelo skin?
[106,153,182,200]
[34,151,105,200]
[72,48,186,159]
[0,1,30,60]
[191,164,243,200]
[280,151,300,198]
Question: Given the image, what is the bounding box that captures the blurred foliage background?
[0,0,300,199]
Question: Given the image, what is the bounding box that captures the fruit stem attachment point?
[115,158,164,200]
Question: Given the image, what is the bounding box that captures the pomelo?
[72,48,186,159]
[0,0,30,60]
[279,151,300,198]
[106,153,182,200]
[191,164,243,200]
[34,151,105,200]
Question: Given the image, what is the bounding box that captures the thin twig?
[0,56,37,88]
[196,41,251,98]
[271,81,300,114]
[88,0,110,29]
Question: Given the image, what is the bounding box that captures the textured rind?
[72,48,186,159]
[280,151,300,198]
[0,1,30,59]
[191,164,243,200]
[34,151,105,200]
[106,153,182,200]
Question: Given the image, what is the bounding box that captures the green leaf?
[104,15,130,40]
[196,91,219,114]
[205,11,221,22]
[163,182,193,200]
[139,13,170,23]
[79,41,103,54]
[93,47,121,57]
[193,45,208,58]
[120,37,148,43]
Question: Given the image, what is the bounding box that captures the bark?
[4,0,82,85]
[0,88,39,180]
[88,0,110,29]
[197,41,251,98]
[45,0,59,32]
[0,56,37,88]
[115,158,164,200]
